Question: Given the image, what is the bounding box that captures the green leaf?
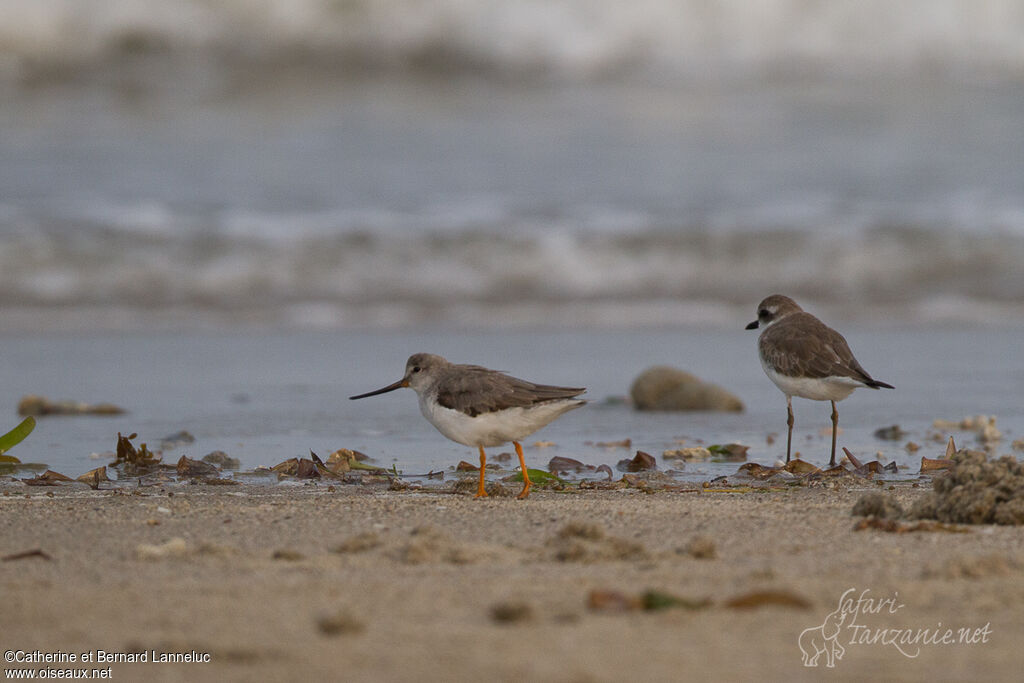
[0,416,35,454]
[513,468,563,484]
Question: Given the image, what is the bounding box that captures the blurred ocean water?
[1,1,1023,330]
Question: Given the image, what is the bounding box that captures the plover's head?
[745,294,803,330]
[349,352,449,399]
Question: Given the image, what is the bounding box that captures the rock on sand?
[630,366,743,412]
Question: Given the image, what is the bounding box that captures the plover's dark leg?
[829,400,839,468]
[514,441,532,499]
[475,445,488,498]
[786,396,794,463]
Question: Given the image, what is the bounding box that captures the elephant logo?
[798,607,847,668]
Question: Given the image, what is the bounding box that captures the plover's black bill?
[745,320,759,330]
[349,379,407,400]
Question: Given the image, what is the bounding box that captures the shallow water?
[2,326,1021,483]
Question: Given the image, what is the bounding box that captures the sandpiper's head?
[402,353,449,391]
[745,294,802,330]
[349,353,449,399]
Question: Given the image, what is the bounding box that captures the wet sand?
[2,482,1021,681]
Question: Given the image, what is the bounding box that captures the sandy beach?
[3,4,1024,681]
[2,481,1020,682]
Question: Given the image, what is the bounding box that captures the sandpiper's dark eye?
[412,366,421,373]
[759,309,769,318]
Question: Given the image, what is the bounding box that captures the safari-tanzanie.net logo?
[798,588,992,668]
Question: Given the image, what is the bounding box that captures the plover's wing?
[436,366,585,417]
[761,313,879,385]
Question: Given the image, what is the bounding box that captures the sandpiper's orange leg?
[514,441,531,499]
[475,445,488,498]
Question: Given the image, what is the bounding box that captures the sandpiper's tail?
[865,379,894,390]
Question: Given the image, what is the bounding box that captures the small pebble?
[317,610,366,636]
[684,535,717,559]
[490,601,534,624]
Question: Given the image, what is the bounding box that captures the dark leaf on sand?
[588,589,641,612]
[323,450,352,473]
[641,590,712,611]
[548,456,593,474]
[112,432,161,471]
[736,462,779,479]
[76,466,109,489]
[2,549,53,562]
[21,470,74,486]
[783,459,819,474]
[271,458,299,475]
[853,518,968,533]
[490,601,534,624]
[456,460,479,471]
[921,456,954,472]
[295,458,321,479]
[325,449,383,473]
[841,447,863,469]
[588,589,710,612]
[724,590,812,610]
[272,549,305,561]
[595,464,614,481]
[176,455,219,477]
[617,450,657,472]
[316,610,365,636]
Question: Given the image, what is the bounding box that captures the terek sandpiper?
[350,353,585,498]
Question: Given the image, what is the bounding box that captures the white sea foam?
[3,1,1024,84]
[2,201,1024,329]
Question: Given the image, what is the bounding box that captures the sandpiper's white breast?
[418,392,582,448]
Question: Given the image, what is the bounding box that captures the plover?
[746,295,893,467]
[350,353,585,499]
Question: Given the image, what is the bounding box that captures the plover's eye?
[759,309,769,318]
[412,366,421,373]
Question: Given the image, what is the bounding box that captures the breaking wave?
[3,1,1024,85]
[3,203,1024,329]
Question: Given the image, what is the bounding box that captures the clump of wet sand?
[859,449,1024,525]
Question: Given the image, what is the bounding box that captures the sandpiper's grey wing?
[761,313,882,386]
[435,365,585,417]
